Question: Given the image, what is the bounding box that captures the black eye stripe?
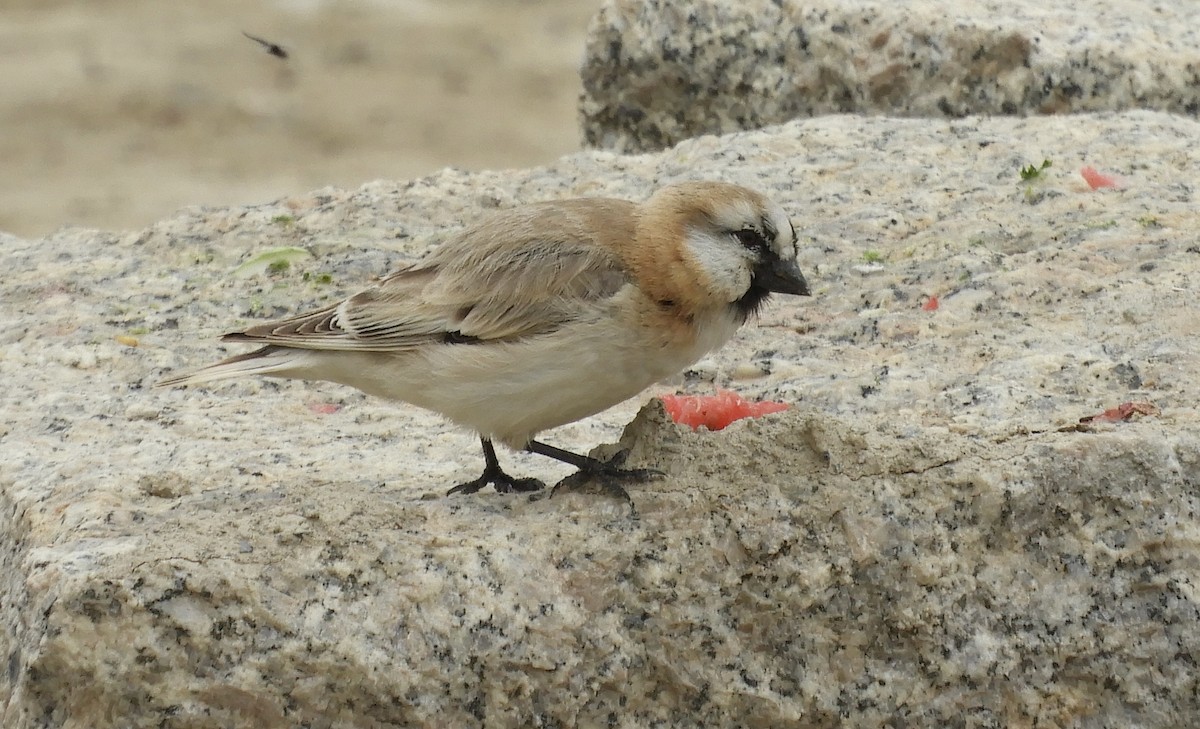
[734,228,767,250]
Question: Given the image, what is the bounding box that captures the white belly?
[298,306,743,449]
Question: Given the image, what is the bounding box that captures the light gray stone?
[4,111,1200,727]
[580,0,1200,152]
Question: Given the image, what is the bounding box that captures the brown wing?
[223,198,636,352]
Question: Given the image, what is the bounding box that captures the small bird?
[157,181,810,498]
[242,31,289,60]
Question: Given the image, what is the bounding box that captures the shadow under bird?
[157,181,810,499]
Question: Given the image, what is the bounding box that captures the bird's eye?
[733,228,767,250]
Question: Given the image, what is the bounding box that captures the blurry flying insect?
[242,31,289,60]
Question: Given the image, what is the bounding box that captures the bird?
[157,181,811,499]
[242,31,289,60]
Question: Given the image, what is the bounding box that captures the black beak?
[755,255,810,296]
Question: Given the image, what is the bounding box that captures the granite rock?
[4,111,1200,727]
[580,0,1200,152]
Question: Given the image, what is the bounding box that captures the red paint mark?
[1080,166,1121,190]
[1079,401,1158,424]
[660,389,789,431]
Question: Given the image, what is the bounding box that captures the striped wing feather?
[223,198,636,352]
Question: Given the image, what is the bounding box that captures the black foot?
[447,471,544,496]
[537,441,667,510]
[549,464,663,505]
[447,438,545,496]
[530,444,663,510]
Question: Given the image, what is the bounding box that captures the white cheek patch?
[684,229,753,302]
[765,207,797,261]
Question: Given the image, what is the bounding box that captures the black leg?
[447,438,545,496]
[523,440,609,471]
[525,439,663,504]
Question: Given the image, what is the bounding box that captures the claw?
[447,438,545,496]
[549,465,662,514]
[448,472,544,496]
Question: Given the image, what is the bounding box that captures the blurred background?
[1,0,599,237]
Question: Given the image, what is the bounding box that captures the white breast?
[295,294,744,449]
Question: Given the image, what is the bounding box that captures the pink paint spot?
[1080,166,1121,190]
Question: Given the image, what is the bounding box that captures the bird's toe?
[549,465,660,512]
[494,475,546,494]
[446,478,489,496]
[447,471,545,496]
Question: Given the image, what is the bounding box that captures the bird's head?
[636,181,810,318]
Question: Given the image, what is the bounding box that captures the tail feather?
[155,346,309,388]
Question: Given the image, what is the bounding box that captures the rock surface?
[580,0,1200,152]
[4,110,1200,726]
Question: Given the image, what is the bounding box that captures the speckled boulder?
[4,111,1200,727]
[580,0,1200,152]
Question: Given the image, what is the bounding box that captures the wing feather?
[222,198,636,352]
